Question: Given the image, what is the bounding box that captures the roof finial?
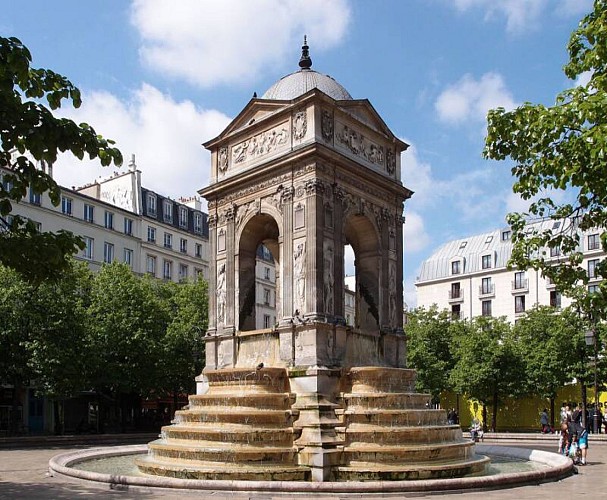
[299,35,312,70]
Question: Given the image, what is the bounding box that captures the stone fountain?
[136,40,489,482]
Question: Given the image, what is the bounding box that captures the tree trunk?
[491,391,498,432]
[581,382,588,429]
[10,380,23,435]
[482,404,488,433]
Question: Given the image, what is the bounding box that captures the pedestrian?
[540,408,550,433]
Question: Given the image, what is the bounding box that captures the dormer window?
[147,194,157,216]
[481,254,492,269]
[451,260,461,275]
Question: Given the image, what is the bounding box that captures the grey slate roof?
[416,218,583,283]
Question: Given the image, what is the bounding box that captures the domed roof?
[261,38,352,101]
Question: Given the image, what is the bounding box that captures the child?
[568,432,581,465]
[558,423,569,455]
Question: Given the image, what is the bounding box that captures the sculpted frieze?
[321,109,334,142]
[292,111,307,140]
[218,172,292,205]
[232,123,289,165]
[336,122,386,169]
[218,147,228,175]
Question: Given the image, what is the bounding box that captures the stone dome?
[261,37,352,101]
[262,69,353,101]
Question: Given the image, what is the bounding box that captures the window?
[550,290,561,308]
[589,284,599,294]
[124,248,133,267]
[515,295,526,314]
[501,230,511,241]
[514,271,527,290]
[103,242,114,263]
[459,241,467,249]
[83,237,94,260]
[1,174,13,191]
[451,304,461,320]
[84,204,94,223]
[33,221,42,232]
[124,218,133,236]
[147,226,156,243]
[147,193,156,216]
[163,259,172,280]
[29,189,41,205]
[61,196,73,215]
[195,243,202,258]
[179,264,188,280]
[194,213,202,233]
[481,254,492,269]
[481,300,492,317]
[588,259,600,279]
[588,233,600,251]
[264,267,271,280]
[481,277,492,295]
[104,211,114,230]
[179,207,188,228]
[180,238,187,253]
[263,288,271,306]
[450,282,461,299]
[550,246,561,257]
[263,314,271,329]
[451,260,461,275]
[164,232,173,249]
[163,201,173,223]
[484,235,493,244]
[146,255,156,275]
[552,220,561,230]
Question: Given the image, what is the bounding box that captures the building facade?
[2,156,210,282]
[415,219,605,322]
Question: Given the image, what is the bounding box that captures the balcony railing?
[478,284,495,297]
[512,279,528,292]
[448,289,464,302]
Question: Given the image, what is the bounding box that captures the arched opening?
[344,214,380,334]
[344,244,355,327]
[237,214,280,332]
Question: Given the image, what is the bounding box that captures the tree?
[0,265,35,433]
[0,36,122,282]
[450,316,524,432]
[484,1,607,318]
[87,263,168,431]
[158,278,208,409]
[405,306,455,402]
[512,306,577,426]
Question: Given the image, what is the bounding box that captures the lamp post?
[585,327,600,434]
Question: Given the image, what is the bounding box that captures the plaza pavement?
[0,434,605,499]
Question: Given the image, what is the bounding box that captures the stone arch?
[343,213,381,334]
[236,213,280,331]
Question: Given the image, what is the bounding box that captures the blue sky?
[2,0,593,306]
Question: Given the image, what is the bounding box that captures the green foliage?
[160,278,209,395]
[0,265,35,386]
[483,1,607,318]
[26,261,93,398]
[511,306,576,400]
[450,316,523,406]
[405,306,455,398]
[0,36,122,282]
[87,263,169,397]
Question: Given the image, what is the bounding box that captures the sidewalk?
[0,437,605,499]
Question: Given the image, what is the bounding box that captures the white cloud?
[400,144,438,208]
[435,72,516,125]
[403,211,430,254]
[574,70,593,88]
[452,0,548,33]
[53,83,231,202]
[130,0,351,88]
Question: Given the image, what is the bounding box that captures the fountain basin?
[49,444,573,493]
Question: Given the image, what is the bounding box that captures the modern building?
[2,155,210,282]
[415,218,605,322]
